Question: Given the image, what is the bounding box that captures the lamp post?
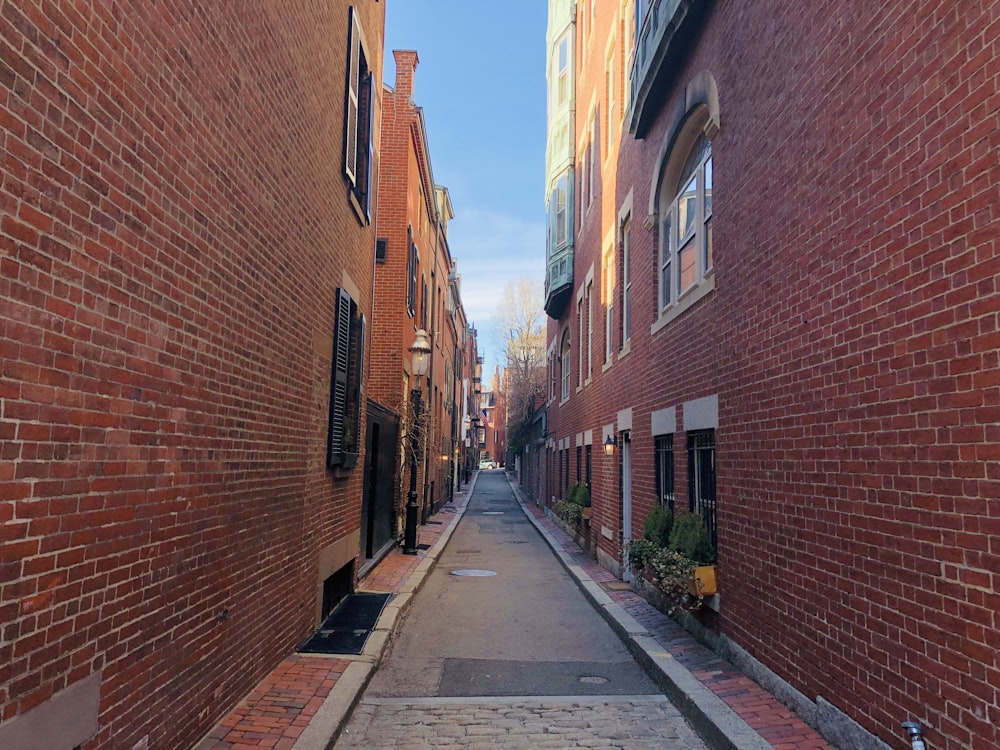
[404,329,431,555]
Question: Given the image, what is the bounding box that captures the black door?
[361,401,399,564]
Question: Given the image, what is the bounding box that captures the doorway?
[360,401,399,573]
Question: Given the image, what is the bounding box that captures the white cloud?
[447,207,546,375]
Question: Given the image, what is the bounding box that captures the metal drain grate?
[450,569,497,577]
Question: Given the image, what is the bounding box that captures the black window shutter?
[328,289,352,467]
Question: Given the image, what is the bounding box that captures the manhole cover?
[579,676,609,684]
[451,569,497,577]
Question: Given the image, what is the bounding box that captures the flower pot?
[581,507,592,521]
[690,565,717,596]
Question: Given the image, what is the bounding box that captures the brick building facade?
[370,50,469,547]
[544,1,1000,748]
[1,2,385,748]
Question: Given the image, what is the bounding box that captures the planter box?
[690,565,717,596]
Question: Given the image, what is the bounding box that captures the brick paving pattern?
[521,502,834,750]
[196,655,351,750]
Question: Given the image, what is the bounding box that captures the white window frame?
[586,279,593,381]
[344,6,374,222]
[606,46,616,153]
[604,251,614,363]
[655,132,714,327]
[560,329,572,401]
[621,215,632,347]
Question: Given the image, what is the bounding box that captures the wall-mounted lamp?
[603,434,617,456]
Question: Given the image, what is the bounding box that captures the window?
[659,133,713,310]
[606,49,616,152]
[551,174,569,247]
[621,217,631,345]
[604,252,614,362]
[557,36,569,106]
[576,446,582,483]
[585,444,592,495]
[654,435,674,513]
[577,296,585,387]
[586,279,593,379]
[580,145,588,214]
[623,0,635,101]
[328,288,365,468]
[406,229,418,317]
[420,276,428,329]
[560,328,571,400]
[687,429,716,547]
[587,112,601,206]
[344,7,374,221]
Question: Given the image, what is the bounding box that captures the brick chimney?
[393,50,419,102]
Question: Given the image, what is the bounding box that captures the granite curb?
[508,477,772,750]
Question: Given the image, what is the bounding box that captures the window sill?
[651,275,715,336]
[602,357,613,374]
[618,340,631,360]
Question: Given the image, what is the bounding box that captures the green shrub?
[574,482,591,508]
[564,483,578,505]
[668,512,716,565]
[624,538,659,574]
[642,504,673,547]
[554,499,582,526]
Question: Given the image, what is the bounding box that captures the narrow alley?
[336,470,705,749]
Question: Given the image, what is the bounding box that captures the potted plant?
[668,512,717,596]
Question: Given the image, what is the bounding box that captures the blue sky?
[383,1,549,380]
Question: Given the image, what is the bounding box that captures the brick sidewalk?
[520,501,835,750]
[195,492,469,750]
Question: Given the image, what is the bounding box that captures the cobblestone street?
[337,696,707,749]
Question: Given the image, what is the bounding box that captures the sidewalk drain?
[482,511,504,515]
[579,676,609,684]
[451,569,497,577]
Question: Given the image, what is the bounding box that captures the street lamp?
[404,329,431,555]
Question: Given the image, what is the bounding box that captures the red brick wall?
[372,49,462,516]
[1,2,383,747]
[550,1,1000,747]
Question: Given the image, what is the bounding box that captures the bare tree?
[491,277,546,456]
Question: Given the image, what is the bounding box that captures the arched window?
[659,132,713,311]
[560,328,572,400]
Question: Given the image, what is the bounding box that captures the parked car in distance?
[478,460,496,470]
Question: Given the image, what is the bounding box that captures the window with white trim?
[604,252,614,362]
[560,328,571,400]
[557,36,569,106]
[344,6,374,221]
[659,133,713,311]
[606,49,616,152]
[586,279,593,380]
[621,215,632,346]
